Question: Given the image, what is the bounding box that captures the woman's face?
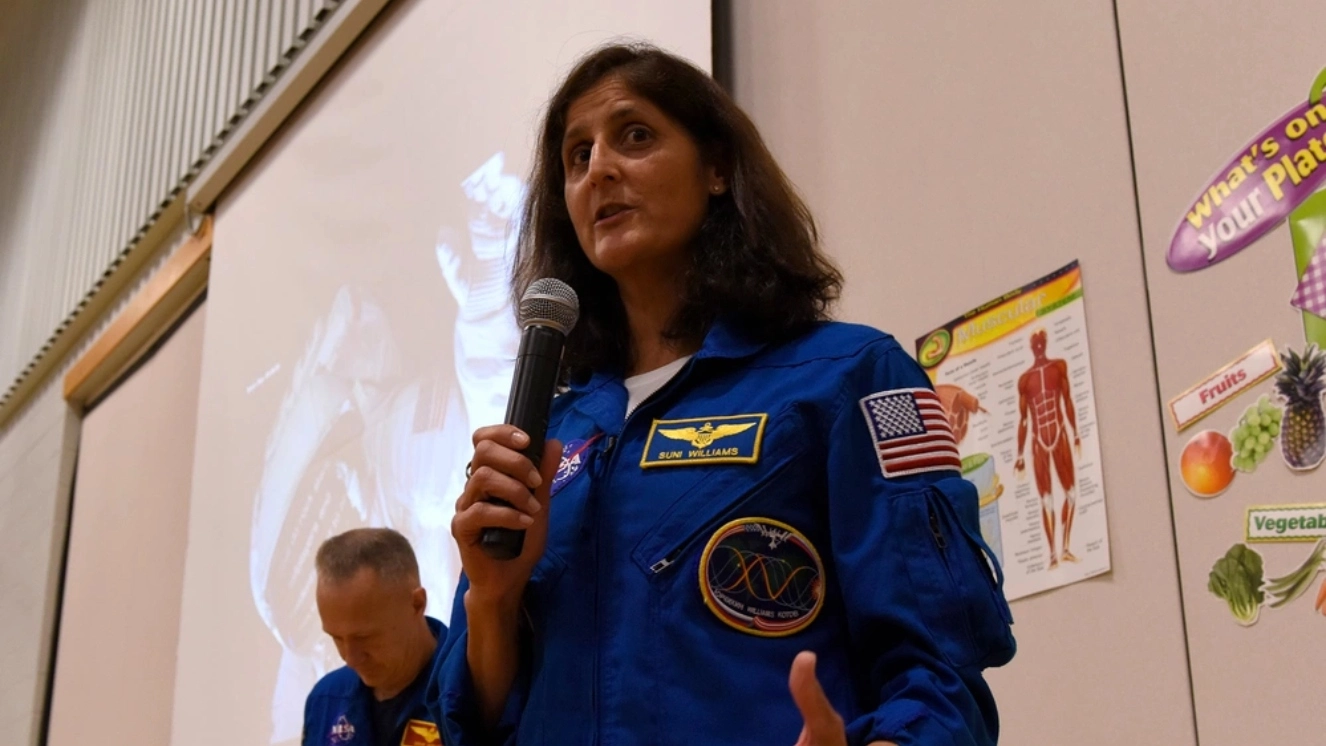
[561,76,723,285]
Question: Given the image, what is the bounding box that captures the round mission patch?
[698,517,825,637]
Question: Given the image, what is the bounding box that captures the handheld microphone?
[479,277,580,560]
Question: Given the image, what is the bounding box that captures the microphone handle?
[479,324,565,560]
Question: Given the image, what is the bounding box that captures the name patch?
[640,413,767,467]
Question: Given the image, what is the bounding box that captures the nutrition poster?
[916,260,1111,600]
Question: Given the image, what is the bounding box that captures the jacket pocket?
[896,484,1015,669]
[522,545,568,619]
[624,411,820,742]
[629,409,810,579]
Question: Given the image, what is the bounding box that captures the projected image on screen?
[249,155,522,741]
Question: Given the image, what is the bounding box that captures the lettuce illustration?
[1208,543,1265,626]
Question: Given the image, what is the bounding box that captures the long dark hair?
[513,42,842,382]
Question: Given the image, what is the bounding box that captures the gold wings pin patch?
[656,421,757,448]
[642,413,768,467]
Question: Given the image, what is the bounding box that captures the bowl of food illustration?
[961,453,1004,560]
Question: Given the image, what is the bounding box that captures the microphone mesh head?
[519,278,580,335]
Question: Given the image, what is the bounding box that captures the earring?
[712,185,723,194]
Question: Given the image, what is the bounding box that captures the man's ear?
[412,586,427,615]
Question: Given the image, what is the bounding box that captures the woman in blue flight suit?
[431,43,1015,746]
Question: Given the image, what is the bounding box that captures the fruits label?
[1169,340,1283,432]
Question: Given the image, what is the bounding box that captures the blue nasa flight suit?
[430,320,1015,746]
[304,616,447,746]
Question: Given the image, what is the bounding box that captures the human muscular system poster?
[916,261,1111,600]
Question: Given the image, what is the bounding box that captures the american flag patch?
[859,388,961,478]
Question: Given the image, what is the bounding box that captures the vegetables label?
[1246,504,1326,543]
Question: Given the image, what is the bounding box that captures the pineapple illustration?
[1275,345,1326,471]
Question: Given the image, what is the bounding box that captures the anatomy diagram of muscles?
[917,261,1111,600]
[1014,329,1082,570]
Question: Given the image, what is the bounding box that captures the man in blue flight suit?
[304,528,447,746]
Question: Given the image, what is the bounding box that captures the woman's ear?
[703,154,729,196]
[707,165,728,195]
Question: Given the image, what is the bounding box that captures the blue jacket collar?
[569,316,770,395]
[425,615,445,645]
[562,318,772,435]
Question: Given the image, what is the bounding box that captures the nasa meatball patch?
[550,435,601,495]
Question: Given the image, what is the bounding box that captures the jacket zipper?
[928,502,948,550]
[591,357,700,742]
[926,495,966,598]
[613,358,699,575]
[590,358,694,744]
[647,454,798,575]
[590,438,610,746]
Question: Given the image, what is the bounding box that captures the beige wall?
[1118,2,1326,744]
[0,207,196,745]
[45,304,206,746]
[0,13,87,742]
[728,2,1195,743]
[0,381,80,746]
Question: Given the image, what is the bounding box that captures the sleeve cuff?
[435,629,529,746]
